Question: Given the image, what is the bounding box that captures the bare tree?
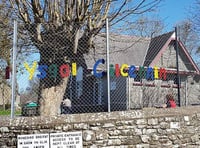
[190,0,200,35]
[186,0,200,67]
[0,0,13,65]
[128,16,164,37]
[9,0,162,116]
[0,0,13,110]
[176,20,198,55]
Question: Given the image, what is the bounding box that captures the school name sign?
[24,59,167,80]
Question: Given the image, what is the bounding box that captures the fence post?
[11,20,17,119]
[106,18,110,112]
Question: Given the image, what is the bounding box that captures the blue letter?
[129,65,137,78]
[93,59,106,78]
[146,67,154,80]
[37,65,48,79]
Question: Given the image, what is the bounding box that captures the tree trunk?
[28,24,90,116]
[30,25,74,116]
[39,77,68,116]
[37,53,71,116]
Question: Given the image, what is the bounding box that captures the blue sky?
[159,0,195,31]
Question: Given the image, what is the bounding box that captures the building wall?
[129,75,200,108]
[110,77,127,111]
[102,76,128,111]
[1,106,200,147]
[129,79,182,108]
[157,43,189,71]
[186,75,200,105]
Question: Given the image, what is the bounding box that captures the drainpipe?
[185,76,188,106]
[175,27,181,106]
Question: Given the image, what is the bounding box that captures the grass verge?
[0,109,21,116]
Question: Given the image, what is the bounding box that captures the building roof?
[143,31,174,66]
[84,31,200,74]
[84,33,151,69]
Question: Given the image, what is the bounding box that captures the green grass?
[0,109,21,116]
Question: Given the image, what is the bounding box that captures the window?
[76,67,83,99]
[93,78,103,105]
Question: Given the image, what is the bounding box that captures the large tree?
[128,15,164,37]
[0,0,12,66]
[9,0,162,116]
[185,0,200,67]
[176,20,199,55]
[0,0,13,110]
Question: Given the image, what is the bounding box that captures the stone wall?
[1,106,200,147]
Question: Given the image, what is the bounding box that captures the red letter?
[59,64,70,78]
[159,68,166,80]
[5,66,10,79]
[115,64,120,77]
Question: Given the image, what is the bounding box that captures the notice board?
[17,131,82,148]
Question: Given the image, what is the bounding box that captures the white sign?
[170,122,180,129]
[18,133,49,148]
[50,132,82,148]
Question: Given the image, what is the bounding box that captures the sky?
[158,0,195,31]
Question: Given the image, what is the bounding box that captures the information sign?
[50,132,82,148]
[17,133,49,148]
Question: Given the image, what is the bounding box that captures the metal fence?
[0,19,200,118]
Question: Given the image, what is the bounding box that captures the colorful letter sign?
[23,59,167,81]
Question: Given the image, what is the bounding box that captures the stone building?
[66,31,200,113]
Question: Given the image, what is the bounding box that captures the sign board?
[17,133,49,148]
[17,132,82,148]
[50,132,82,148]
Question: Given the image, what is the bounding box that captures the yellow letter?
[154,66,159,79]
[72,63,77,76]
[24,61,37,80]
[120,64,128,77]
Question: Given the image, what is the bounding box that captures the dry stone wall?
[0,106,200,147]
